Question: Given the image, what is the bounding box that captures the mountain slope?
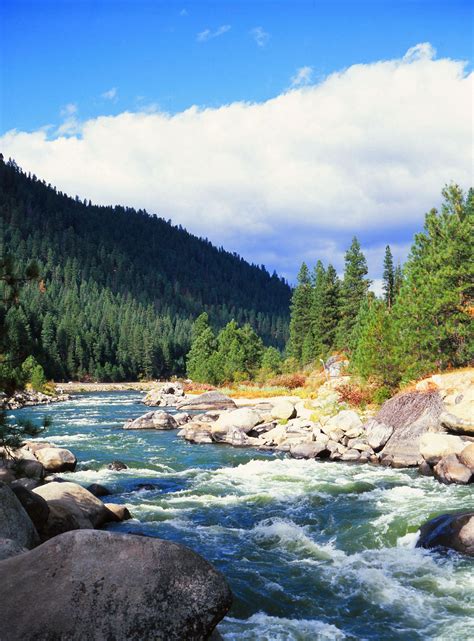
[0,156,290,380]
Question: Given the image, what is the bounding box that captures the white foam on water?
[252,517,345,562]
[220,612,346,641]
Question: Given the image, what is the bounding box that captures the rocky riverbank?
[0,437,232,640]
[1,389,72,410]
[135,370,474,487]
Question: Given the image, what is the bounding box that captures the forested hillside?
[0,156,290,382]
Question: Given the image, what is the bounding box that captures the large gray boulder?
[11,486,50,532]
[177,391,237,412]
[33,482,115,538]
[34,446,77,473]
[0,482,38,550]
[364,418,393,451]
[289,442,328,459]
[123,410,178,430]
[0,530,232,641]
[416,512,474,556]
[376,390,445,467]
[271,400,296,421]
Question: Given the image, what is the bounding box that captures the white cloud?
[1,44,471,280]
[403,42,436,62]
[57,103,80,135]
[101,87,118,101]
[251,27,270,48]
[290,66,313,87]
[197,24,231,42]
[60,103,77,117]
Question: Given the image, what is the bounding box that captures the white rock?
[419,433,467,465]
[271,400,297,421]
[325,410,362,432]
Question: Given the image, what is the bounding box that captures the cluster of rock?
[0,482,231,640]
[419,435,474,484]
[143,382,186,407]
[0,441,132,550]
[0,389,71,410]
[0,440,78,488]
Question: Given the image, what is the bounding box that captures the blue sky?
[1,0,472,285]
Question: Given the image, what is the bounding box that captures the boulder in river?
[107,460,128,471]
[124,410,178,430]
[212,408,262,435]
[0,529,233,641]
[33,481,115,538]
[177,391,237,412]
[416,512,474,556]
[458,443,474,470]
[11,486,50,533]
[364,418,393,451]
[433,454,472,485]
[34,446,77,473]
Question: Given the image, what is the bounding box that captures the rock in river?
[0,482,39,552]
[0,529,233,641]
[123,410,178,430]
[417,512,474,556]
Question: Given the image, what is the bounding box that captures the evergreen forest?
[0,157,290,387]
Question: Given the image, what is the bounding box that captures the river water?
[12,392,474,640]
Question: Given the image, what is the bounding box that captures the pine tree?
[392,185,474,380]
[382,245,395,308]
[351,297,397,386]
[336,237,371,350]
[393,263,403,302]
[287,263,313,363]
[305,261,326,362]
[186,313,217,383]
[319,264,341,353]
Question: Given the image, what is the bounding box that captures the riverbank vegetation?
[186,185,473,404]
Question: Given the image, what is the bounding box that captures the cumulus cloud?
[197,25,231,42]
[57,103,81,135]
[101,87,118,101]
[1,44,471,281]
[251,27,270,48]
[290,66,313,87]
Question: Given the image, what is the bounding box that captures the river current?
[12,392,474,641]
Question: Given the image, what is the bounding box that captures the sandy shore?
[54,381,157,393]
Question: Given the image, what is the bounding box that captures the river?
[11,392,474,641]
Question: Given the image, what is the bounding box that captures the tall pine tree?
[336,237,371,351]
[382,245,395,308]
[287,263,313,364]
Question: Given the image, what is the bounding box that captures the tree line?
[187,185,473,389]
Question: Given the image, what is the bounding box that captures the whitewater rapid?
[12,392,474,641]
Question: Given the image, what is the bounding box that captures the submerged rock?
[107,460,128,471]
[0,529,232,641]
[416,512,474,556]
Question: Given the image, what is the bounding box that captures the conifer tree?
[287,263,313,363]
[319,264,341,353]
[392,185,473,379]
[351,297,397,386]
[186,313,217,383]
[336,237,371,350]
[393,263,403,302]
[382,245,395,308]
[304,261,326,363]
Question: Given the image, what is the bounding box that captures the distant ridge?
[0,157,290,380]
